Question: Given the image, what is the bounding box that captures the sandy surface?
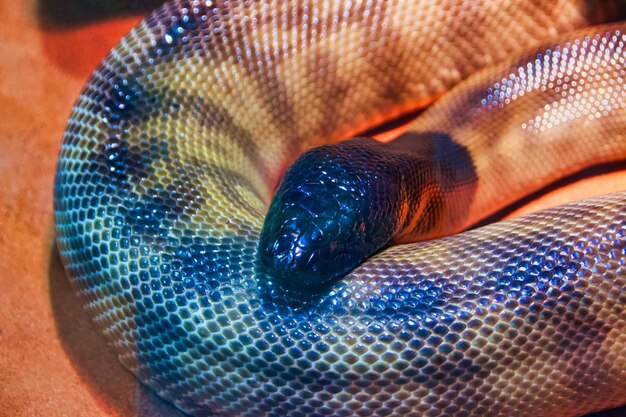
[0,1,624,416]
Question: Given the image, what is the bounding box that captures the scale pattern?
[54,1,626,416]
[258,18,626,289]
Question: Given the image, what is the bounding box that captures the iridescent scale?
[54,1,626,416]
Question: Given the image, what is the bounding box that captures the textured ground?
[1,0,625,416]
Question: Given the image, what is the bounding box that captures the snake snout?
[258,138,400,288]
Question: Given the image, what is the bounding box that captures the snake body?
[55,1,626,416]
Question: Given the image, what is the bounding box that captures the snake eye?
[258,138,400,288]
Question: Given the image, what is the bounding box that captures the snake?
[54,1,626,416]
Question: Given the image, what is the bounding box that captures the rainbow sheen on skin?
[53,1,626,416]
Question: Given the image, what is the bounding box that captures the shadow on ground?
[37,0,162,28]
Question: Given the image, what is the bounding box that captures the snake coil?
[55,1,626,416]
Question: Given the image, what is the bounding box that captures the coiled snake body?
[55,1,626,416]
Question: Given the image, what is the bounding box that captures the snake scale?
[54,1,626,416]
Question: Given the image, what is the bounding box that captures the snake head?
[258,137,401,288]
[258,132,477,288]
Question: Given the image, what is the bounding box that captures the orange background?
[0,1,625,416]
